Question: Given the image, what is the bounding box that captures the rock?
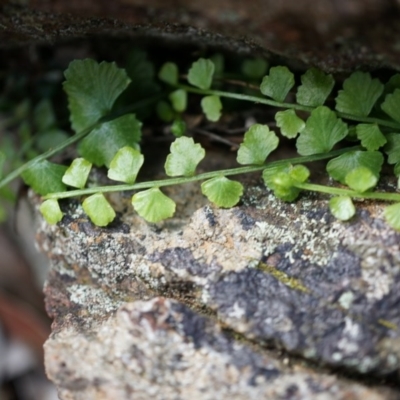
[34,163,400,398]
[1,0,400,71]
[44,297,397,400]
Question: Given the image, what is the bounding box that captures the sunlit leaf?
[296,106,348,155]
[62,158,92,189]
[355,123,386,151]
[237,124,279,165]
[383,133,400,164]
[132,187,176,223]
[335,71,384,117]
[169,89,187,113]
[107,146,144,184]
[289,164,310,183]
[188,58,215,90]
[201,95,222,122]
[158,62,179,85]
[63,59,131,132]
[329,196,355,221]
[262,163,305,202]
[165,137,205,177]
[79,114,142,167]
[201,176,243,208]
[21,160,67,195]
[381,89,400,123]
[275,109,305,139]
[384,203,400,231]
[296,68,334,107]
[82,193,116,227]
[264,171,300,202]
[326,150,383,184]
[345,166,378,192]
[260,66,295,102]
[241,58,268,80]
[40,199,64,225]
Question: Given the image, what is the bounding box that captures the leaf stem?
[44,146,360,200]
[0,123,98,190]
[176,84,400,130]
[0,94,163,190]
[294,182,400,202]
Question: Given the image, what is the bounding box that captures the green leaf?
[381,89,400,123]
[296,106,348,155]
[275,109,305,139]
[171,119,186,137]
[107,146,144,184]
[241,58,268,80]
[132,187,176,223]
[63,59,131,132]
[237,124,279,165]
[79,114,142,167]
[326,150,384,184]
[383,133,400,164]
[21,160,67,195]
[82,193,116,227]
[335,71,384,117]
[210,54,224,76]
[201,95,222,122]
[356,123,387,151]
[264,171,300,202]
[385,74,400,95]
[290,164,310,183]
[395,162,400,177]
[158,62,179,85]
[188,58,215,90]
[117,49,160,110]
[34,99,56,132]
[165,137,205,177]
[156,100,174,122]
[39,199,63,225]
[296,68,334,107]
[260,66,295,102]
[262,164,306,202]
[62,158,92,189]
[169,89,187,113]
[201,176,243,208]
[345,166,378,192]
[384,203,400,231]
[329,196,355,221]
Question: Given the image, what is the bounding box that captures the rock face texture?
[35,172,400,399]
[1,0,400,71]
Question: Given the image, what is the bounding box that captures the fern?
[1,52,400,231]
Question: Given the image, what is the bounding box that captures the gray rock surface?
[44,298,396,400]
[34,167,400,399]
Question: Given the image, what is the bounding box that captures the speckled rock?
[34,164,400,398]
[44,297,397,400]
